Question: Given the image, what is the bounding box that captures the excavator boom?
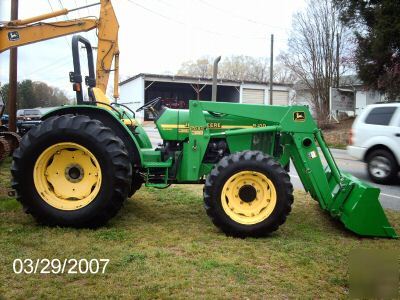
[0,19,97,53]
[0,0,119,98]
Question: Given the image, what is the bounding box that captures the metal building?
[119,73,292,121]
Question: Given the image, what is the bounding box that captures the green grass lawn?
[0,157,399,299]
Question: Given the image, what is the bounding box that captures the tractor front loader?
[3,1,397,238]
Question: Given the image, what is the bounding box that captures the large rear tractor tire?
[204,151,293,237]
[11,114,132,228]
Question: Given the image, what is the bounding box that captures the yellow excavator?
[0,0,120,135]
[0,0,120,160]
[1,0,119,98]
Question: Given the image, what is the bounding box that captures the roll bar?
[69,35,96,104]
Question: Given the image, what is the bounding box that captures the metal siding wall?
[272,91,289,105]
[242,88,265,104]
[120,77,145,121]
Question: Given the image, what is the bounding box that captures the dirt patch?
[323,118,354,148]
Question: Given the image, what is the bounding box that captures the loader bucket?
[336,173,397,238]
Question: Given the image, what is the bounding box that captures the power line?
[197,0,289,31]
[85,0,98,43]
[46,0,71,48]
[156,0,288,33]
[27,59,70,77]
[21,63,72,82]
[46,0,55,11]
[57,0,65,13]
[72,0,91,42]
[154,0,180,10]
[73,0,81,17]
[125,0,266,40]
[58,0,79,39]
[40,74,70,81]
[24,54,71,77]
[57,0,94,46]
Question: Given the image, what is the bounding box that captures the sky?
[0,0,306,98]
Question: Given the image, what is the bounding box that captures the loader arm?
[0,0,120,99]
[182,100,397,238]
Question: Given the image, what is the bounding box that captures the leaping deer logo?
[8,31,20,41]
[294,111,305,121]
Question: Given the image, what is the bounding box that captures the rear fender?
[42,105,147,168]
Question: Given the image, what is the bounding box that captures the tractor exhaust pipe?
[212,56,221,102]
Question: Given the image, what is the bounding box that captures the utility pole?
[8,0,19,132]
[269,34,274,105]
[336,33,340,87]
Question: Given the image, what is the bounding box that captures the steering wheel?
[136,97,162,112]
[208,111,226,117]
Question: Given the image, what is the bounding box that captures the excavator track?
[0,137,11,161]
[0,131,21,154]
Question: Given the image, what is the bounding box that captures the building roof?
[339,75,364,87]
[294,75,365,91]
[119,73,291,87]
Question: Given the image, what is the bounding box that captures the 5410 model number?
[12,258,109,274]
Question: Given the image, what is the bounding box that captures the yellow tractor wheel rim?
[221,170,277,225]
[34,142,102,211]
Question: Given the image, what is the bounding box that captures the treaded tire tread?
[0,131,21,154]
[11,114,132,228]
[203,150,293,237]
[0,137,11,161]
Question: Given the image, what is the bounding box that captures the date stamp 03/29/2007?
[12,258,110,275]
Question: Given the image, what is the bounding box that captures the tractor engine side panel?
[156,108,272,141]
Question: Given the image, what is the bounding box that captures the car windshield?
[24,110,41,116]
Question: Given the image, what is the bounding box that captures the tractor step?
[145,183,170,188]
[144,158,172,188]
[143,161,172,168]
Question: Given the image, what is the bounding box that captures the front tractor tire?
[11,114,132,228]
[204,151,293,237]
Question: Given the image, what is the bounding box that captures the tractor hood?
[155,107,270,141]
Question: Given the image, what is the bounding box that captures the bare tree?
[280,0,352,121]
[177,57,214,78]
[273,64,298,84]
[177,55,295,83]
[219,56,266,82]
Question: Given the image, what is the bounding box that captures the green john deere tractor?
[11,36,397,238]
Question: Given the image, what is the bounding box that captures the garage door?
[272,91,289,105]
[242,88,265,104]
